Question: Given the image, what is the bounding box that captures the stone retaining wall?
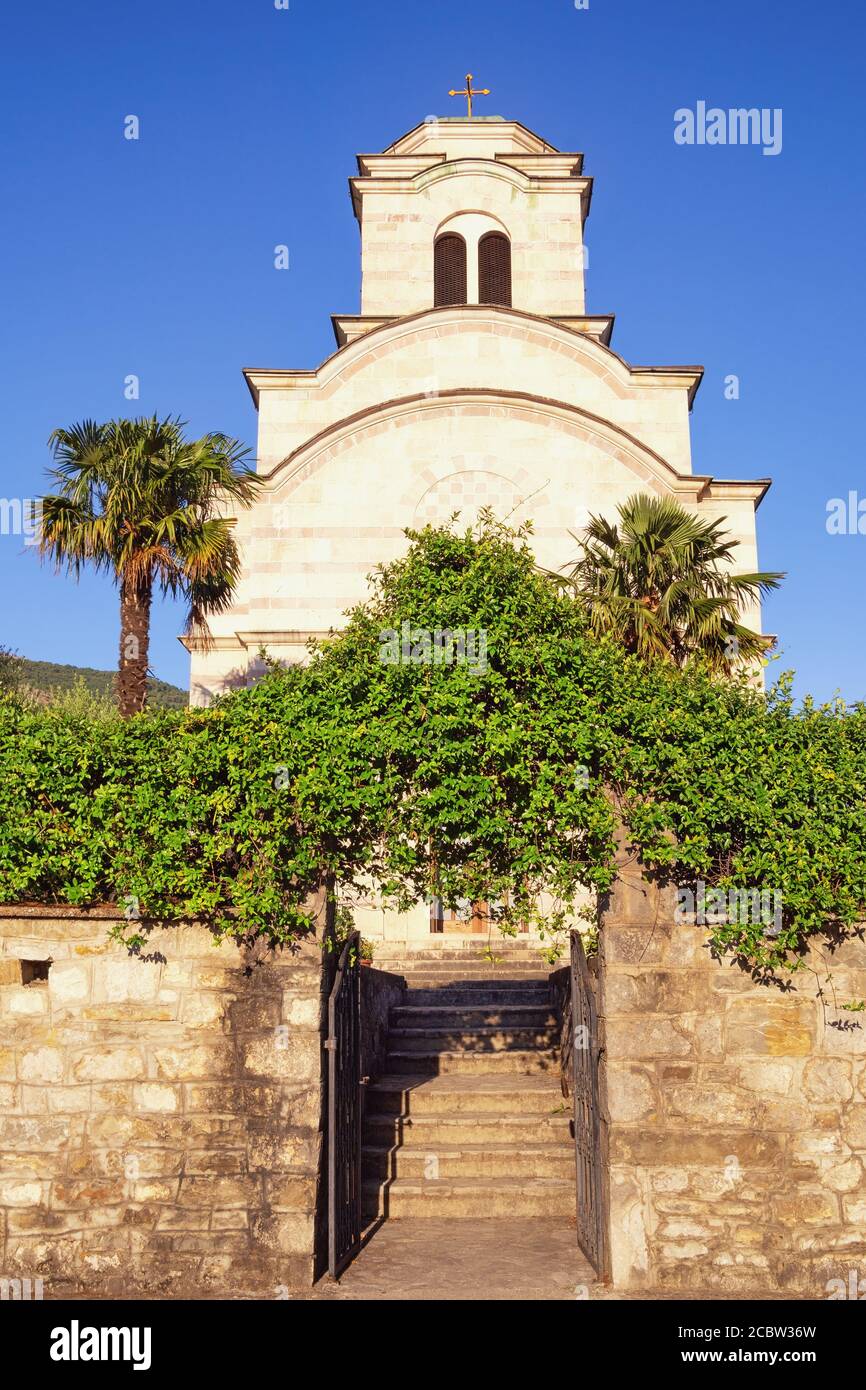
[360,966,406,1084]
[0,908,327,1297]
[601,878,866,1295]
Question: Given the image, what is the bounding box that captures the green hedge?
[0,693,320,942]
[1,520,865,970]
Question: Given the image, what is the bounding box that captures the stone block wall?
[0,908,327,1297]
[360,967,406,1084]
[601,891,866,1294]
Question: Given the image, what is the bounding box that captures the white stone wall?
[359,166,587,320]
[192,375,753,706]
[250,310,697,474]
[355,118,590,320]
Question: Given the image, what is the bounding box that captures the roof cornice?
[381,118,560,157]
[349,158,592,222]
[243,304,700,408]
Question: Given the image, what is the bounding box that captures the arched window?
[434,233,468,307]
[478,232,512,307]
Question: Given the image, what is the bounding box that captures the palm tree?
[562,493,783,672]
[40,416,260,716]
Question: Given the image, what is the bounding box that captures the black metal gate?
[326,931,362,1278]
[570,930,609,1279]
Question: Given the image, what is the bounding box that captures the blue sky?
[0,0,863,700]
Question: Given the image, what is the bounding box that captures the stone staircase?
[362,944,575,1220]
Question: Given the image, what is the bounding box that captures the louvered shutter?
[434,234,468,306]
[478,233,512,307]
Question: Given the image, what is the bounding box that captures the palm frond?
[564,491,785,674]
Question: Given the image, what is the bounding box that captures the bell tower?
[340,116,597,341]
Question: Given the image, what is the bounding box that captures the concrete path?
[312,1217,595,1300]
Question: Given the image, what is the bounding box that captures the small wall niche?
[21,959,51,985]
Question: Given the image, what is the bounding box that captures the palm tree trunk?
[118,575,152,717]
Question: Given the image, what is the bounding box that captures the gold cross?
[448,73,491,118]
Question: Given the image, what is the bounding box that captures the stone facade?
[183,113,774,947]
[188,114,770,718]
[0,908,327,1296]
[355,119,591,321]
[601,881,866,1294]
[186,117,772,949]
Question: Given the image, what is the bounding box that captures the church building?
[186,99,770,940]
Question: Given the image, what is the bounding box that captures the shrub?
[1,518,864,971]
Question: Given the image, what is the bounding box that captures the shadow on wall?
[190,662,262,708]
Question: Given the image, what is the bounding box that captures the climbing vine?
[1,518,864,970]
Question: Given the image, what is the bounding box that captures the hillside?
[11,657,188,710]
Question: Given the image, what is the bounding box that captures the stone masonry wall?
[360,967,406,1085]
[0,908,327,1297]
[601,879,866,1295]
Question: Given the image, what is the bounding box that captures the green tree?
[562,493,783,671]
[0,646,22,693]
[40,417,260,716]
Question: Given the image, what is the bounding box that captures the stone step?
[386,1048,559,1076]
[391,1004,557,1029]
[405,976,550,987]
[362,1175,575,1219]
[391,984,547,995]
[363,1142,574,1181]
[367,1073,567,1117]
[387,1025,558,1053]
[365,1110,572,1146]
[375,947,548,962]
[404,985,552,1007]
[393,958,550,970]
[397,973,553,984]
[392,949,549,960]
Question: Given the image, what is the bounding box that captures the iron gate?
[326,931,362,1278]
[570,930,610,1279]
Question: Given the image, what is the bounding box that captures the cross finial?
[448,73,491,118]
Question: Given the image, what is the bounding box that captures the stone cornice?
[349,159,592,223]
[243,304,699,408]
[177,634,246,653]
[356,153,447,178]
[554,315,615,346]
[494,152,584,177]
[356,150,583,181]
[382,118,561,158]
[179,630,330,654]
[330,310,616,350]
[697,477,772,508]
